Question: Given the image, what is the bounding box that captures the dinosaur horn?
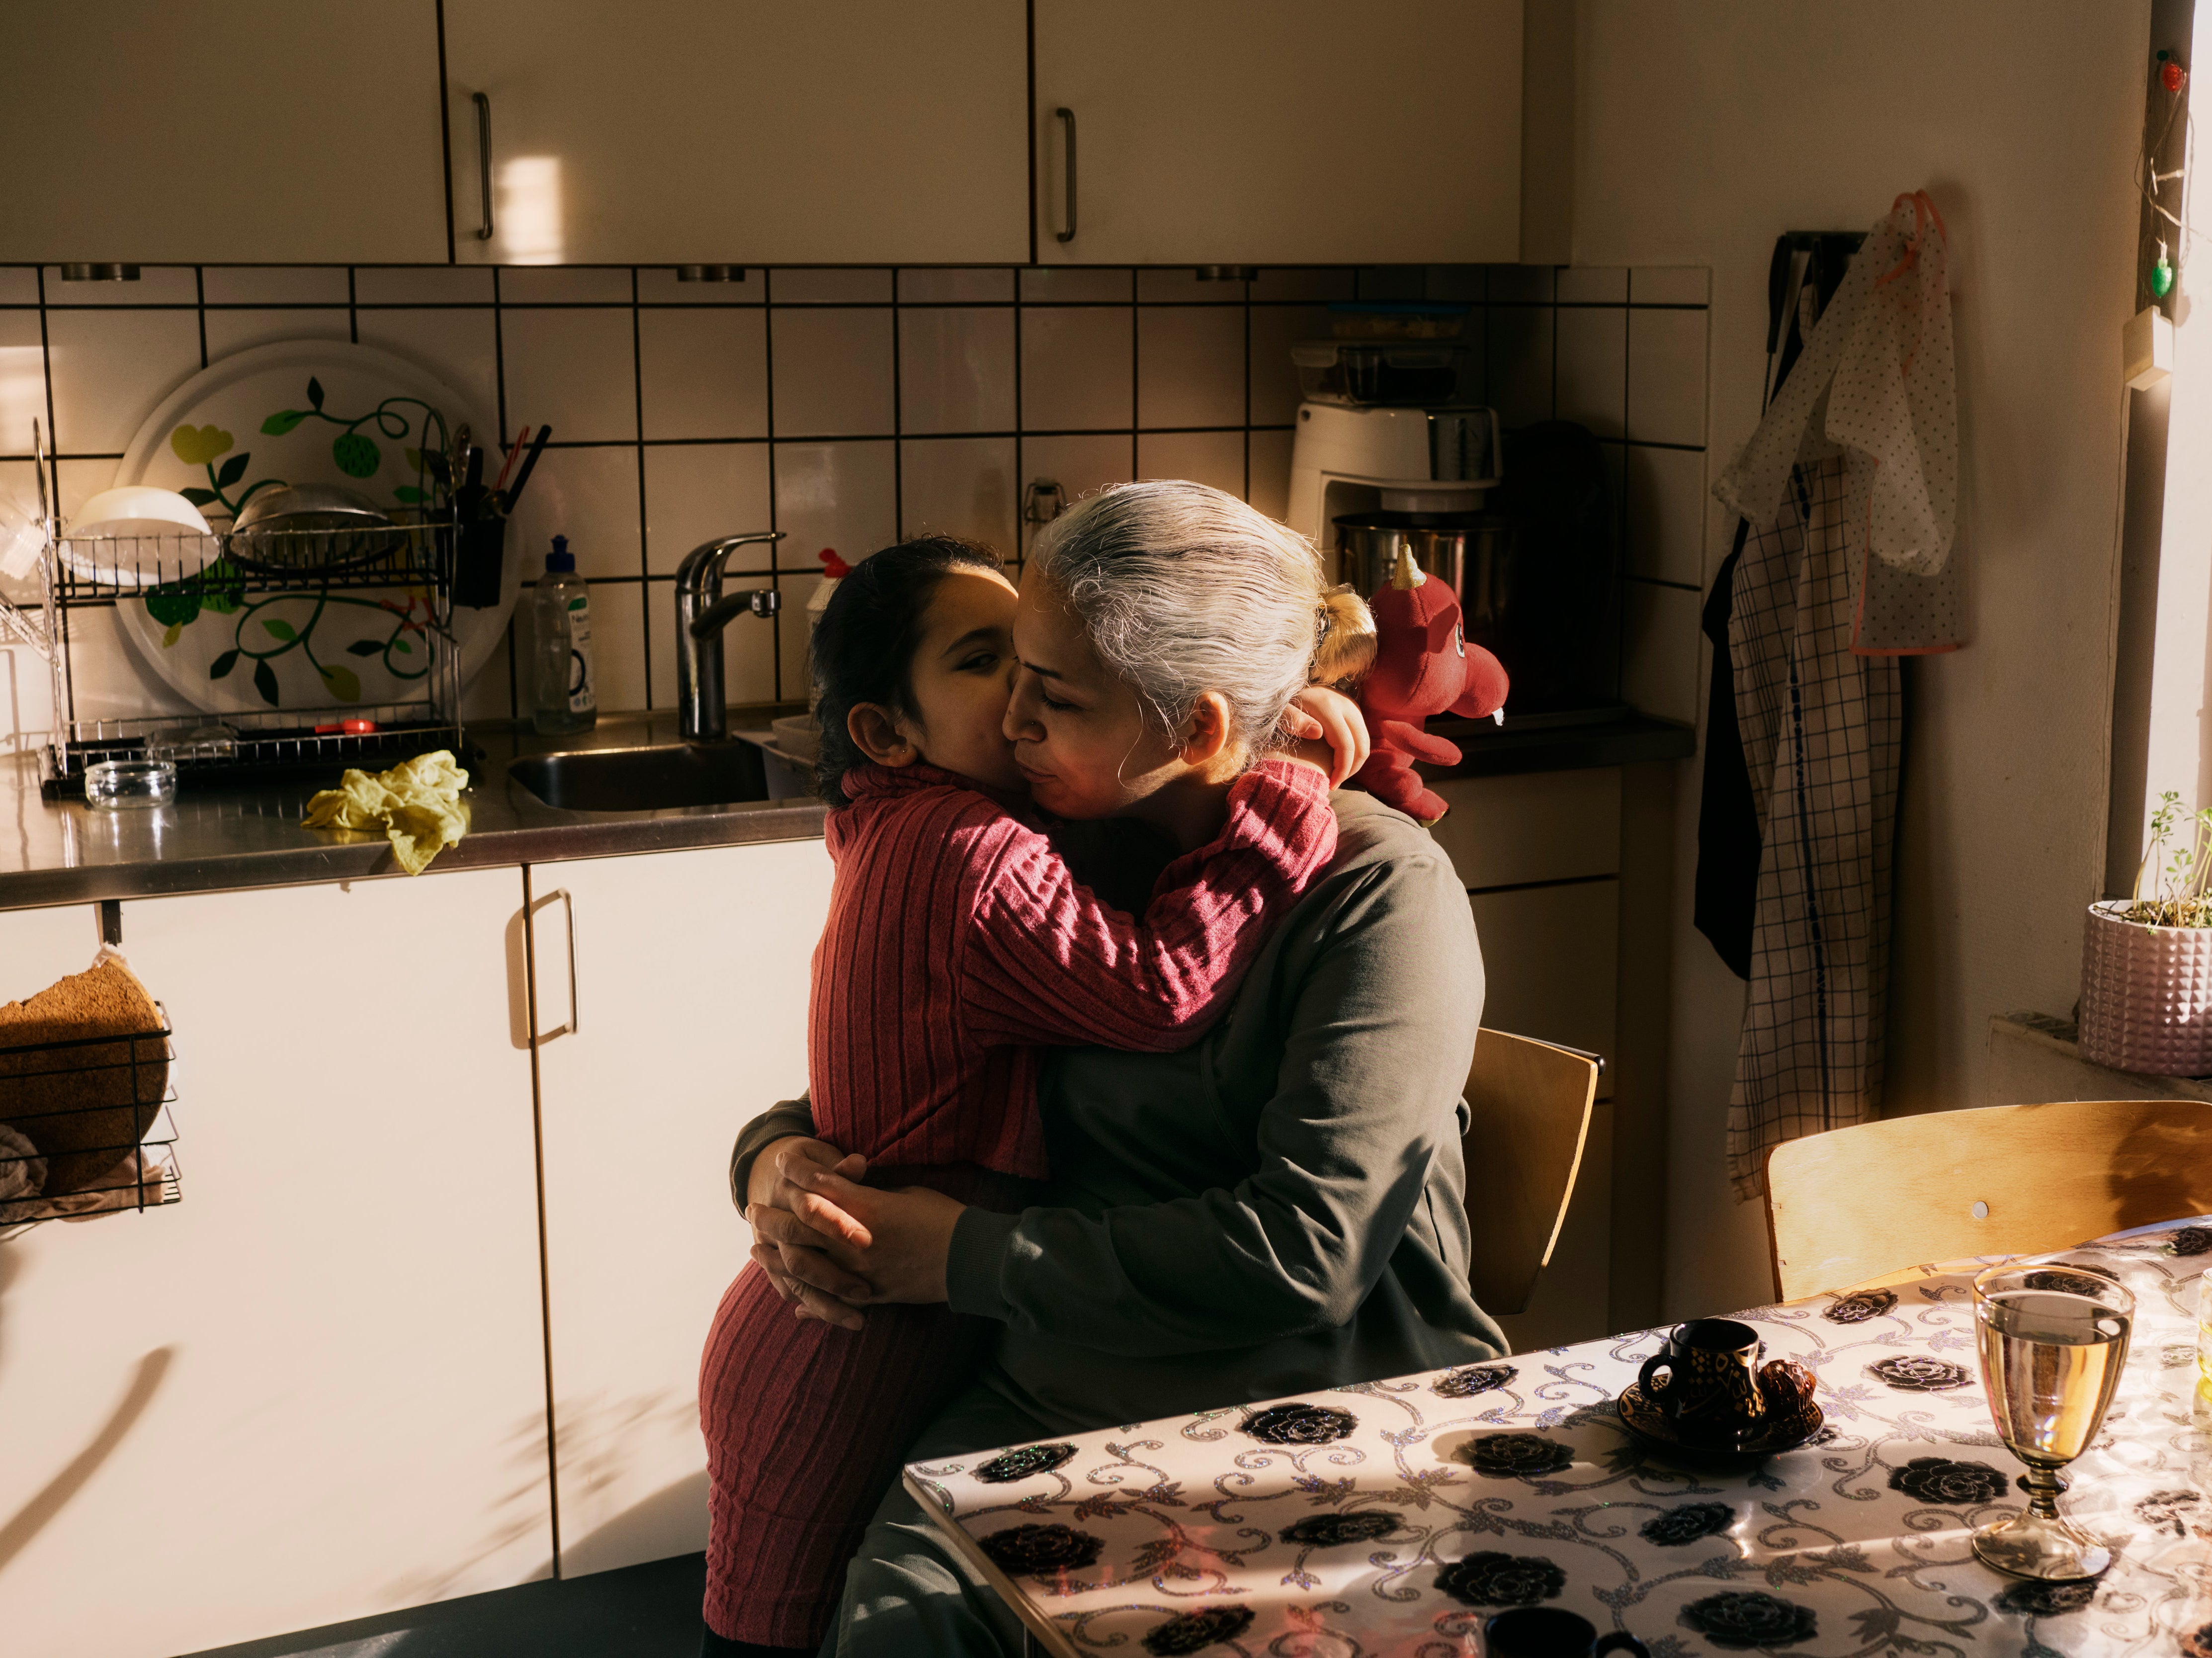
[1391,545,1426,590]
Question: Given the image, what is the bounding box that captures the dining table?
[903,1216,2212,1657]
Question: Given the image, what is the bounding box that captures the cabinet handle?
[473,91,495,242]
[548,885,579,1035]
[1054,107,1077,244]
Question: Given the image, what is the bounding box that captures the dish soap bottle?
[532,535,597,735]
[805,547,851,711]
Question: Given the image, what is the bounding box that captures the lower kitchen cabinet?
[525,838,833,1577]
[1433,769,1627,1349]
[0,872,549,1658]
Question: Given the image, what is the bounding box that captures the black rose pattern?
[1242,1403,1357,1445]
[2170,1225,2212,1257]
[1867,1354,1972,1392]
[973,1443,1078,1484]
[1279,1510,1401,1548]
[2024,1269,2111,1296]
[2182,1622,2212,1658]
[1467,1433,1575,1478]
[1679,1590,1819,1649]
[978,1523,1105,1577]
[2135,1488,2203,1536]
[1822,1288,1897,1324]
[1433,1363,1518,1397]
[1639,1501,1736,1546]
[1142,1605,1255,1656]
[1888,1457,2010,1506]
[1434,1551,1567,1608]
[1996,1579,2097,1617]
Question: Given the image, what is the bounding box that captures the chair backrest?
[1460,1028,1601,1315]
[1764,1098,2212,1301]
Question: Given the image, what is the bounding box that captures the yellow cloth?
[302,750,471,875]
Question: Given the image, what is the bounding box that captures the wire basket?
[0,1004,180,1234]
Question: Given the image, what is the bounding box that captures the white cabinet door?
[1032,0,1522,265]
[444,1,1029,266]
[0,2,448,264]
[527,838,832,1577]
[0,872,548,1658]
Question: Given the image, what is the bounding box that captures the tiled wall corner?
[1489,262,1712,727]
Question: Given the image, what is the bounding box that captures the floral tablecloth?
[905,1220,2212,1657]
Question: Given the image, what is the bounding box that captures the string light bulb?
[2155,241,2177,299]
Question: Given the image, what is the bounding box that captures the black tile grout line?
[891,286,905,542]
[1013,266,1025,555]
[1128,295,1140,479]
[1242,282,1252,502]
[762,269,782,700]
[494,266,516,719]
[630,266,652,709]
[446,425,1304,453]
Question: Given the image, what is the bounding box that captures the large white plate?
[106,341,518,717]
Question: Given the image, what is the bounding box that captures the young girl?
[698,533,1371,1655]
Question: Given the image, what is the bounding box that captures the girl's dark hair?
[812,535,1004,808]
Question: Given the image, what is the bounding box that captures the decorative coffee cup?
[1635,1318,1768,1437]
[1484,1607,1650,1658]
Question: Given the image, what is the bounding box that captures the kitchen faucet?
[675,531,783,741]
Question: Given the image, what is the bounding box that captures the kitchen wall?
[0,261,1707,745]
[1569,0,2149,1318]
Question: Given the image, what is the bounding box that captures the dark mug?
[1636,1317,1767,1435]
[1484,1607,1650,1658]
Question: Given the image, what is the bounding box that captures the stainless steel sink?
[508,741,769,811]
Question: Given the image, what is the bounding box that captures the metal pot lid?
[231,483,395,533]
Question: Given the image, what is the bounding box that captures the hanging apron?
[1710,192,1959,1199]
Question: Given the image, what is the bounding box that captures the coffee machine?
[1286,401,1501,579]
[1288,398,1620,721]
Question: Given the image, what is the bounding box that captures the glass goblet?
[1968,1261,2133,1581]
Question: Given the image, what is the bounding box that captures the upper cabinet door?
[0,2,448,265]
[1033,0,1523,265]
[444,0,1029,267]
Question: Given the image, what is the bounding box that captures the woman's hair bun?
[1311,584,1377,688]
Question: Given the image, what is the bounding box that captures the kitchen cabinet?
[0,2,448,265]
[1031,0,1523,265]
[0,873,549,1658]
[1431,769,1623,1349]
[443,0,1029,267]
[525,838,833,1577]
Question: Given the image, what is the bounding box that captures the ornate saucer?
[1616,1383,1826,1459]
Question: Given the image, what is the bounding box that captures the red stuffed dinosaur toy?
[1349,547,1510,824]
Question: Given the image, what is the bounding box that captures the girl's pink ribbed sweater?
[807,755,1338,1178]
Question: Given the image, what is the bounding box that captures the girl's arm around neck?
[960,758,1337,1052]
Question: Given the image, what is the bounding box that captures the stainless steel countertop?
[0,714,827,909]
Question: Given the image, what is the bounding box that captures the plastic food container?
[83,757,178,809]
[1292,340,1477,406]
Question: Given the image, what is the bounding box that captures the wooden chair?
[1763,1098,2212,1302]
[1461,1028,1602,1315]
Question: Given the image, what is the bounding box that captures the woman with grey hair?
[736,480,1497,1657]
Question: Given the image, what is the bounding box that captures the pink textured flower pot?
[2079,900,2212,1075]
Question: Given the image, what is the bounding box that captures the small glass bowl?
[83,757,178,809]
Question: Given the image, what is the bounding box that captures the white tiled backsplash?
[0,262,1706,739]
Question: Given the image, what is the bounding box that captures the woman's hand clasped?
[744,1136,968,1331]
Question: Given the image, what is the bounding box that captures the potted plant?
[2080,791,2212,1074]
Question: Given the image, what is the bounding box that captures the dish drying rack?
[0,423,469,797]
[0,1003,180,1236]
